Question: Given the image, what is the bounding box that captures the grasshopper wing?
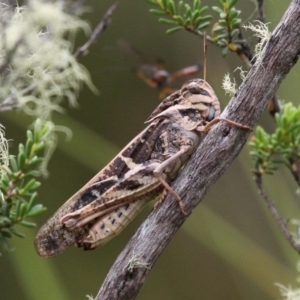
[34,119,168,257]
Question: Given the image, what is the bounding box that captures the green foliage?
[145,0,212,35]
[0,120,51,255]
[211,0,244,55]
[145,0,246,56]
[249,103,300,175]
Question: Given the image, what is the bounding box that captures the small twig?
[254,172,300,253]
[0,39,23,76]
[73,2,119,58]
[288,151,300,186]
[236,30,254,67]
[0,82,37,112]
[267,94,281,117]
[186,27,214,44]
[256,0,265,23]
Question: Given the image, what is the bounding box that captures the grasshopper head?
[181,79,221,122]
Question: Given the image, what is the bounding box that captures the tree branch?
[95,1,300,299]
[254,172,300,253]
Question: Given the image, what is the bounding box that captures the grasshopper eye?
[207,105,215,121]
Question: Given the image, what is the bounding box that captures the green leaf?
[0,233,11,251]
[196,6,208,16]
[212,6,223,15]
[184,5,192,19]
[18,143,25,155]
[0,216,11,227]
[195,15,212,23]
[166,26,183,34]
[193,0,200,10]
[27,204,47,217]
[16,200,22,218]
[35,140,47,152]
[28,192,37,210]
[196,21,211,30]
[231,18,242,27]
[22,170,40,178]
[149,9,166,15]
[20,202,28,218]
[222,47,229,56]
[1,175,10,187]
[228,0,238,9]
[17,152,26,170]
[219,19,227,26]
[216,39,227,47]
[231,28,240,39]
[217,0,225,6]
[9,156,18,173]
[40,123,51,139]
[27,156,43,168]
[167,0,176,15]
[25,138,34,158]
[215,33,229,40]
[26,130,33,141]
[232,39,246,44]
[174,15,185,25]
[2,230,12,238]
[192,10,201,22]
[228,9,239,20]
[22,179,41,192]
[145,0,158,5]
[212,25,225,33]
[178,1,184,13]
[19,220,36,228]
[159,18,178,25]
[184,17,191,26]
[9,227,25,238]
[220,12,226,19]
[161,0,168,8]
[194,16,205,29]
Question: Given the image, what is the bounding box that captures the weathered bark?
[96,1,300,299]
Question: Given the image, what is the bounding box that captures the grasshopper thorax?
[181,79,221,122]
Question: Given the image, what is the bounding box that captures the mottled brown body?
[34,79,250,257]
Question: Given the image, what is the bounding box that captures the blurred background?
[1,0,300,299]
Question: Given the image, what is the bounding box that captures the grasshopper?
[34,78,251,257]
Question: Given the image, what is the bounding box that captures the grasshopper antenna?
[203,32,207,81]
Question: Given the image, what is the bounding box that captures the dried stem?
[0,82,37,112]
[254,172,300,252]
[256,0,265,23]
[73,2,119,58]
[288,151,300,186]
[95,1,300,299]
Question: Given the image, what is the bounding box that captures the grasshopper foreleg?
[197,117,252,133]
[153,145,194,215]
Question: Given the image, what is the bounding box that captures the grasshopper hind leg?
[78,199,150,250]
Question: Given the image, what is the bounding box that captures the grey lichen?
[0,0,97,120]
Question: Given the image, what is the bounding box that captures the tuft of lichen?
[0,0,96,121]
[222,73,237,97]
[243,21,272,64]
[0,124,9,180]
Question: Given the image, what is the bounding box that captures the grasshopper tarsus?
[154,188,187,215]
[218,117,253,131]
